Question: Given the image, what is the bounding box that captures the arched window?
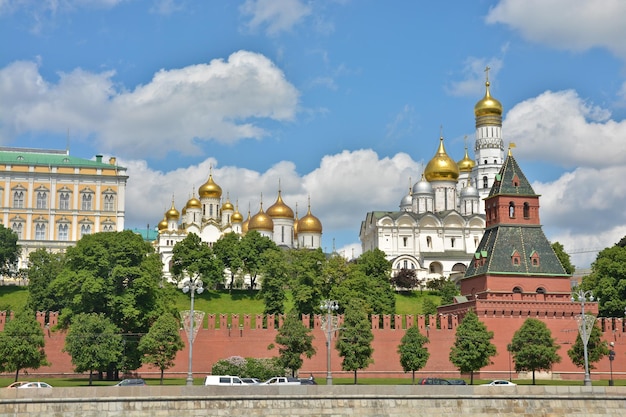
[59,192,70,210]
[426,236,432,248]
[35,223,46,240]
[36,191,47,209]
[536,287,546,294]
[523,202,530,219]
[483,176,488,189]
[81,193,92,210]
[104,194,115,211]
[513,286,522,293]
[12,222,23,239]
[13,191,24,208]
[58,224,69,241]
[509,202,515,218]
[80,224,91,237]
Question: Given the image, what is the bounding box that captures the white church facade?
[155,173,322,282]
[359,73,505,283]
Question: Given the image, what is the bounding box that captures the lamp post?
[571,289,595,386]
[609,342,615,386]
[507,343,512,382]
[320,300,339,386]
[182,277,204,386]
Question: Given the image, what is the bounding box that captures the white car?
[483,380,516,386]
[18,382,53,388]
[259,377,301,385]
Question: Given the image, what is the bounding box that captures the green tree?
[0,310,49,381]
[271,310,316,377]
[63,313,123,385]
[286,248,327,316]
[580,243,626,317]
[48,231,166,374]
[552,241,575,275]
[26,249,65,312]
[439,279,459,305]
[449,311,496,384]
[172,232,223,289]
[259,249,288,316]
[397,326,430,384]
[0,224,21,277]
[567,321,609,372]
[240,231,279,289]
[212,232,243,290]
[336,299,374,384]
[138,313,185,384]
[421,298,438,316]
[510,318,561,384]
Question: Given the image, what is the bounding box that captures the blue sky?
[2,0,626,269]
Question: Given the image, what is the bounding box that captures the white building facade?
[359,76,505,283]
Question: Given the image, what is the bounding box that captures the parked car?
[18,382,53,388]
[418,378,451,385]
[483,380,516,386]
[447,379,467,385]
[114,379,146,386]
[204,375,245,386]
[240,378,261,385]
[6,381,29,388]
[299,378,317,385]
[259,377,301,385]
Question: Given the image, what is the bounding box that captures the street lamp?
[571,289,595,386]
[320,300,339,385]
[609,342,615,386]
[182,277,204,386]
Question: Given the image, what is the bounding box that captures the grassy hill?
[0,286,440,318]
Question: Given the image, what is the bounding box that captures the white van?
[204,375,245,386]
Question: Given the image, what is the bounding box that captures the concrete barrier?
[1,385,626,416]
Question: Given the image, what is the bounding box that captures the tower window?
[426,236,432,248]
[523,202,530,219]
[483,176,488,189]
[509,202,515,218]
[403,237,408,247]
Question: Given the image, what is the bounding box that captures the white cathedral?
[155,173,322,282]
[359,74,505,283]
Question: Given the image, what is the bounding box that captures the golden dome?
[298,205,322,234]
[266,190,294,219]
[157,216,168,232]
[185,195,201,209]
[248,204,274,231]
[231,207,243,223]
[474,81,502,117]
[457,146,475,172]
[198,172,222,198]
[222,195,234,211]
[424,137,460,182]
[165,201,180,220]
[242,211,251,234]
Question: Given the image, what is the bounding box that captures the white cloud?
[487,0,626,60]
[446,56,504,97]
[0,51,300,158]
[504,90,623,169]
[240,0,312,36]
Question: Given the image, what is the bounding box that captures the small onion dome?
[157,216,168,232]
[248,204,274,231]
[198,173,222,198]
[231,206,243,223]
[293,214,299,237]
[424,137,459,182]
[181,206,187,216]
[222,198,234,211]
[266,191,294,219]
[412,174,433,195]
[400,190,412,208]
[298,206,322,234]
[474,81,503,117]
[242,211,251,234]
[460,179,479,198]
[185,195,201,210]
[457,147,475,172]
[165,201,180,220]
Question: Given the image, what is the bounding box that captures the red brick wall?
[2,311,625,382]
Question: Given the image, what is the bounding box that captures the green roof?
[464,225,568,278]
[488,154,536,197]
[0,147,125,169]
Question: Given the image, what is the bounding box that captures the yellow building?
[0,147,128,272]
